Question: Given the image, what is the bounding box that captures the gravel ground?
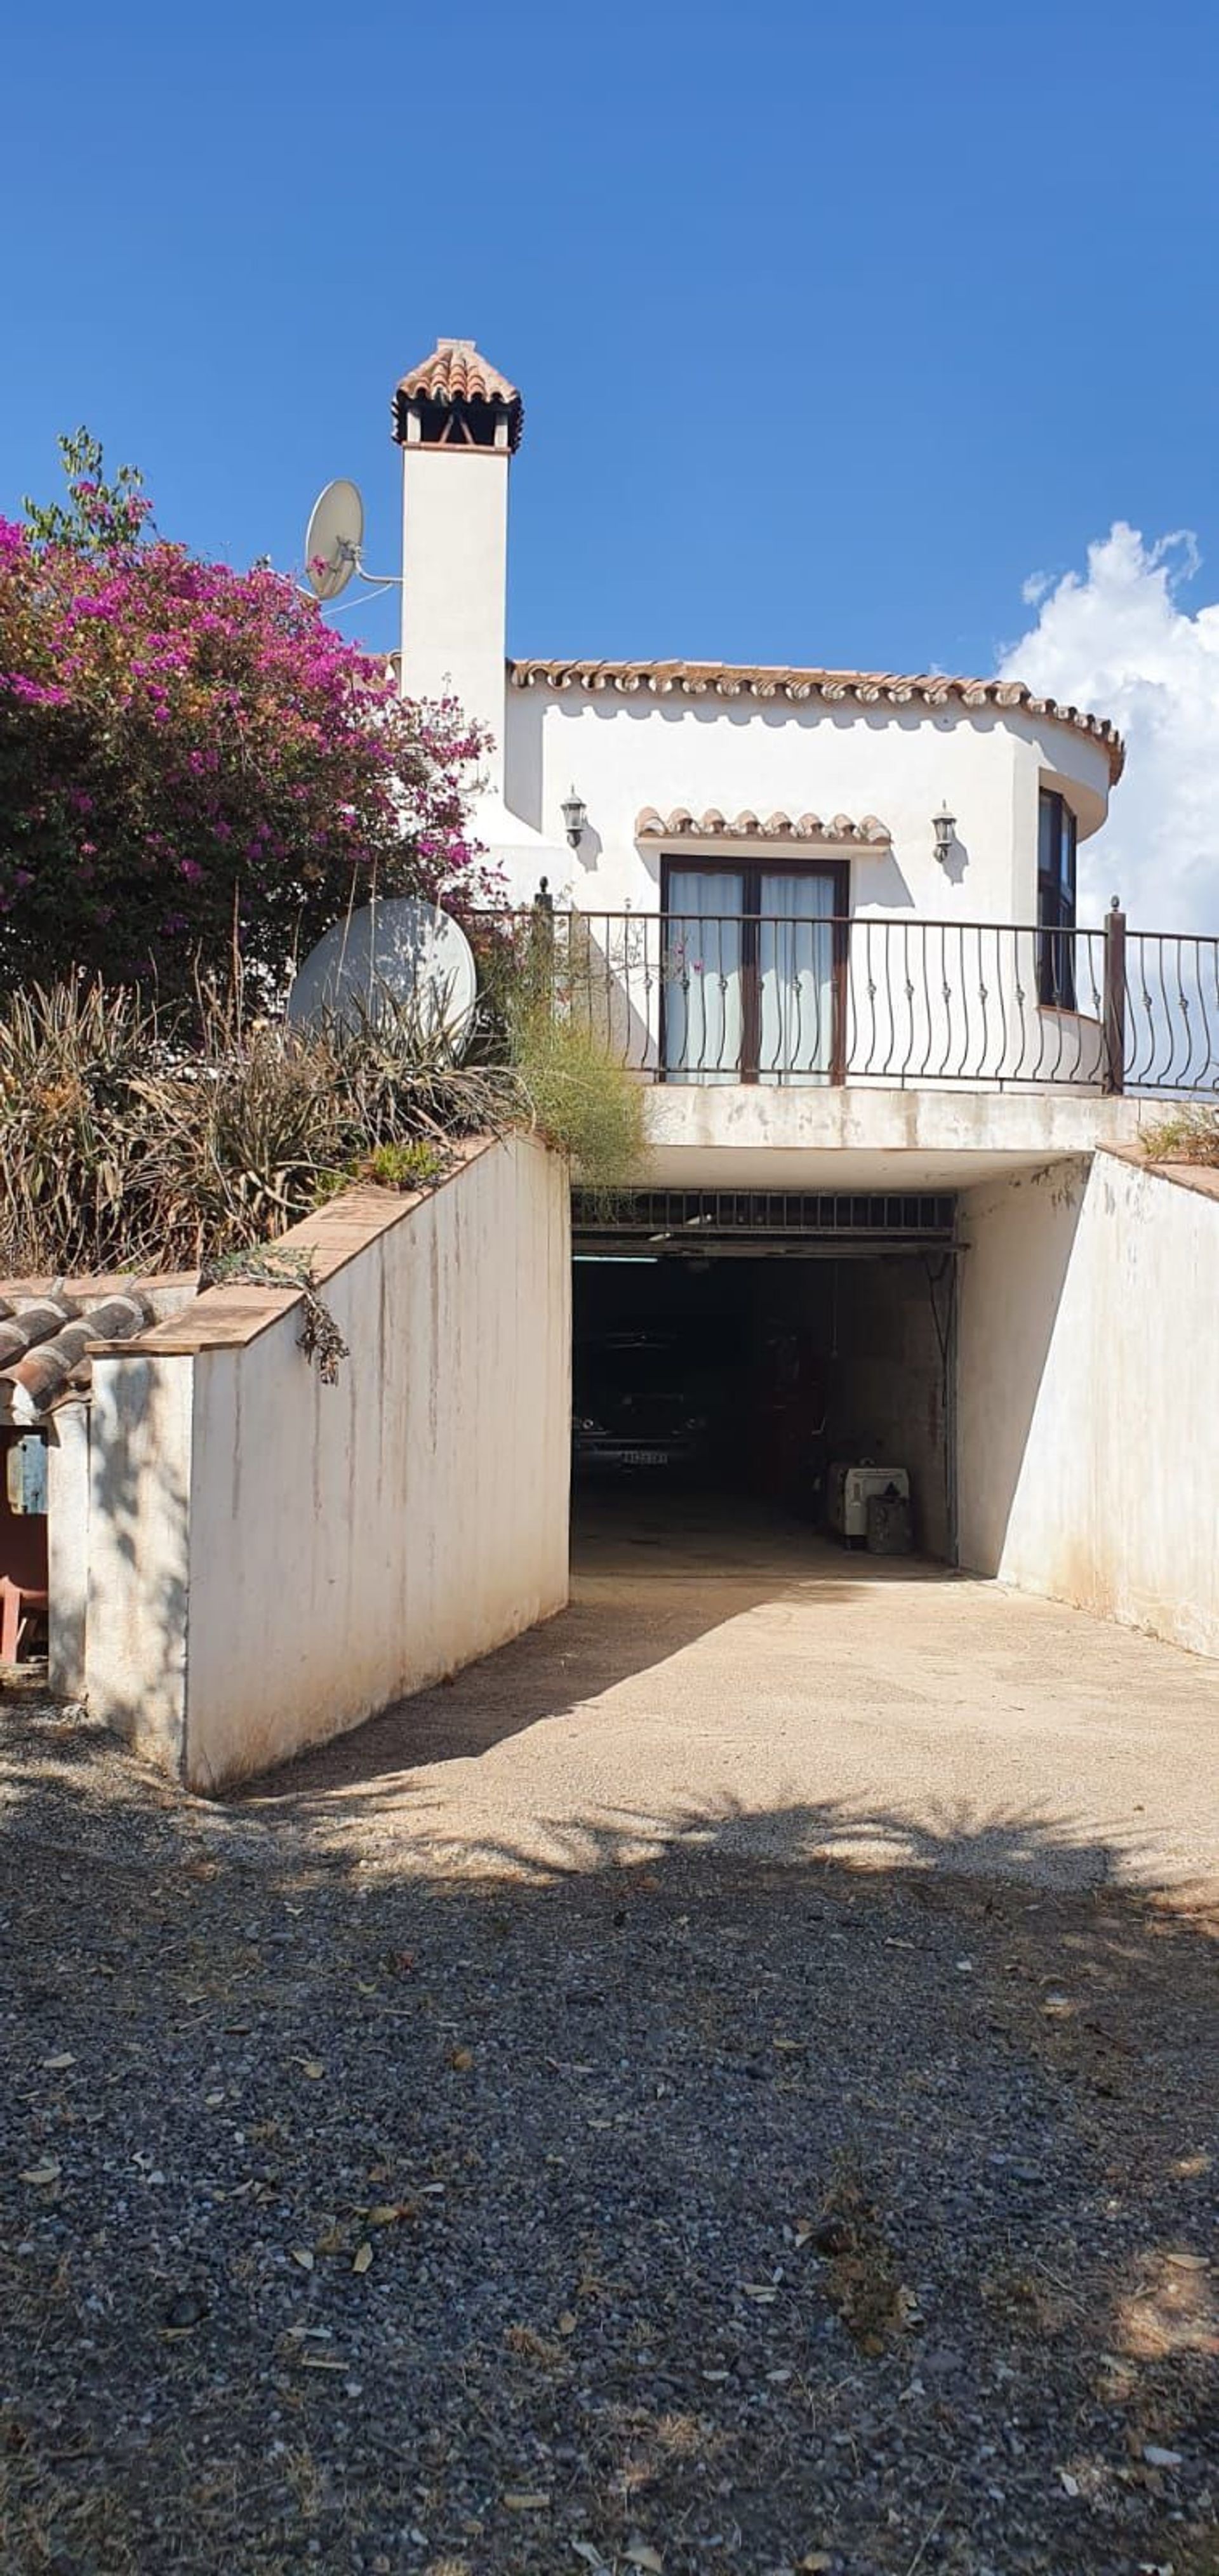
[1,1691,1216,2576]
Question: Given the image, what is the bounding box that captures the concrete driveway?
[250,1494,1219,1891]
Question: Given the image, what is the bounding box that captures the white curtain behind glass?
[758,872,835,1084]
[663,872,743,1083]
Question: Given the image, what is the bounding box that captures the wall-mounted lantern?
[561,786,587,849]
[933,802,957,866]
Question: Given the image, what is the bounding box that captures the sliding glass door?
[757,870,836,1084]
[663,870,745,1083]
[662,861,843,1083]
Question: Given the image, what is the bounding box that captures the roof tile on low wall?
[0,1286,157,1421]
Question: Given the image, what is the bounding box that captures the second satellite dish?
[304,479,364,599]
[287,898,478,1054]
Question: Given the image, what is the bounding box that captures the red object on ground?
[1,1426,50,1658]
[0,1574,48,1662]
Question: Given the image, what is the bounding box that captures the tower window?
[1037,788,1077,1009]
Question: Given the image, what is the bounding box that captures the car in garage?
[573,1328,716,1477]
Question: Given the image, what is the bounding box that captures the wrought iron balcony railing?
[472,905,1219,1096]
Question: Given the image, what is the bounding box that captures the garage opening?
[571,1191,958,1562]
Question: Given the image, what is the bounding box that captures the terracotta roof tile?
[0,1288,153,1423]
[394,338,523,449]
[512,661,1125,784]
[636,807,891,846]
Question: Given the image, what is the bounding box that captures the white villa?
[385,335,1217,1621]
[8,333,1218,1795]
[390,336,1202,1185]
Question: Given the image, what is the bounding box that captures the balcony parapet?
[470,906,1219,1099]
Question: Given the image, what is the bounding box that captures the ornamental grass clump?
[469,907,648,1189]
[508,1000,647,1193]
[3,962,646,1273]
[0,978,513,1275]
[0,973,169,1274]
[135,1004,352,1265]
[0,970,646,1277]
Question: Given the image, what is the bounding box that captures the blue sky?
[6,0,1218,678]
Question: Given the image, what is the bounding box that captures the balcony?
[478,906,1219,1098]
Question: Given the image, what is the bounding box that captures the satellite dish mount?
[287,897,479,1058]
[303,479,401,602]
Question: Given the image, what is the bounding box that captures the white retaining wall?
[86,1134,571,1789]
[957,1150,1219,1656]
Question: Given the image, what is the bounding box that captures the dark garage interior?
[571,1193,958,1560]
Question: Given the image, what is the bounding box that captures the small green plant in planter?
[362,1139,448,1190]
[1141,1106,1219,1165]
[312,1138,450,1207]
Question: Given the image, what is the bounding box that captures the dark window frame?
[1037,788,1077,1009]
[659,853,849,1082]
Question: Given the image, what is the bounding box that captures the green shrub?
[509,1002,646,1192]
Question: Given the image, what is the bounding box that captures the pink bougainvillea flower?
[0,496,500,1011]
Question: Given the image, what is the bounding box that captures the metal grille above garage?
[571,1190,957,1257]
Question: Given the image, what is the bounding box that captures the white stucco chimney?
[392,338,522,802]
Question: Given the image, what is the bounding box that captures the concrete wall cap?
[90,1134,537,1361]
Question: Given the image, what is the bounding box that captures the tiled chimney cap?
[394,337,523,451]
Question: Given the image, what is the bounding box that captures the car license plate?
[622,1447,667,1466]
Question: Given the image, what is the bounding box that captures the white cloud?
[999,522,1219,930]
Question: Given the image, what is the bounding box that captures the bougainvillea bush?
[0,435,496,1009]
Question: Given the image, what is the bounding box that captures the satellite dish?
[303,478,364,600]
[287,898,478,1054]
